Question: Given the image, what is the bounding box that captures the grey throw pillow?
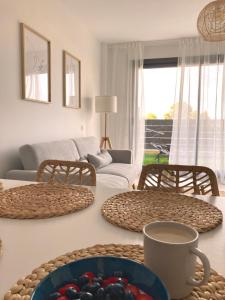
[87,150,112,169]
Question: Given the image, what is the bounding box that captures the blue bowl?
[31,256,169,300]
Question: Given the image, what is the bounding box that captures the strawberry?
[83,272,95,279]
[137,293,154,300]
[58,283,80,295]
[126,284,140,297]
[102,278,111,287]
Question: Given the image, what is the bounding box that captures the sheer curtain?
[101,42,145,165]
[170,37,225,183]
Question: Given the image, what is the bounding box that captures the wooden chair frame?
[137,164,219,196]
[36,160,96,186]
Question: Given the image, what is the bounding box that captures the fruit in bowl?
[31,256,169,300]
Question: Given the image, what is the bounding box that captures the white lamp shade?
[95,96,117,113]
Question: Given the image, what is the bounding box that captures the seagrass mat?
[0,181,3,192]
[102,191,223,233]
[0,239,2,256]
[0,183,94,219]
[4,244,225,300]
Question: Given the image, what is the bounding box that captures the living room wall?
[0,0,101,177]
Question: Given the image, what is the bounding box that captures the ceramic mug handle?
[188,247,210,286]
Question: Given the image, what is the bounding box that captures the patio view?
[144,119,173,165]
[143,62,177,165]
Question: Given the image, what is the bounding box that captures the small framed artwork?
[20,23,51,103]
[63,50,81,109]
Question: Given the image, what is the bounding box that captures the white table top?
[0,179,225,299]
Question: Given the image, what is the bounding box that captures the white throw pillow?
[87,150,112,169]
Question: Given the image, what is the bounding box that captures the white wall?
[0,0,101,177]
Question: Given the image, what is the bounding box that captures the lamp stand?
[100,112,112,149]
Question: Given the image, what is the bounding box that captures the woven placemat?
[0,183,94,219]
[4,244,225,300]
[0,239,2,256]
[0,181,3,192]
[102,191,223,233]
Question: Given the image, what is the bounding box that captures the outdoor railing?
[144,119,173,165]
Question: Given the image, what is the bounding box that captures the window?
[143,58,178,165]
[143,55,224,167]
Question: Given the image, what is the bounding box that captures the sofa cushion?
[6,170,37,181]
[6,170,130,189]
[87,150,112,169]
[96,174,129,189]
[74,136,100,158]
[96,163,141,184]
[20,139,80,170]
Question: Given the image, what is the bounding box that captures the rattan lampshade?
[197,0,225,42]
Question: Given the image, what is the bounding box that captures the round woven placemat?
[0,183,94,219]
[0,239,2,256]
[102,191,223,233]
[4,244,225,300]
[0,181,3,192]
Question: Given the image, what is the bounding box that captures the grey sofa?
[6,136,141,189]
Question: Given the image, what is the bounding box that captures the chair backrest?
[36,160,96,186]
[137,164,219,196]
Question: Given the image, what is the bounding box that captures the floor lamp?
[95,96,117,149]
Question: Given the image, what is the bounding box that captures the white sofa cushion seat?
[96,174,129,189]
[20,140,80,170]
[96,163,141,184]
[6,170,37,181]
[6,170,129,189]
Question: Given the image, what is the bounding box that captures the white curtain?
[101,42,145,165]
[170,37,225,183]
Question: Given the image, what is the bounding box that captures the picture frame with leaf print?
[21,23,51,103]
[63,50,81,109]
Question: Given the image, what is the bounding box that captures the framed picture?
[63,50,81,109]
[20,23,51,103]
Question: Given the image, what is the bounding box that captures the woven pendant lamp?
[197,0,225,41]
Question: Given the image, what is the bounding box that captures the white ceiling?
[66,0,211,43]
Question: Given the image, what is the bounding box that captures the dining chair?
[137,164,220,196]
[36,160,96,186]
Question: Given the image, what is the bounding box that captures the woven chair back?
[137,164,219,196]
[36,160,96,186]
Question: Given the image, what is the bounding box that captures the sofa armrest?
[108,150,132,164]
[6,170,37,182]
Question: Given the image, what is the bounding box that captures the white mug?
[143,221,210,299]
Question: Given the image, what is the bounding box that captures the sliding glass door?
[143,58,178,165]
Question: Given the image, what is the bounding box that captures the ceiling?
[66,0,211,43]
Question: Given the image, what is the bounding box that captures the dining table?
[0,178,225,299]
